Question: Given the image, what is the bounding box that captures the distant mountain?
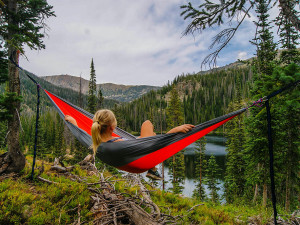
[41,75,161,102]
[15,70,119,114]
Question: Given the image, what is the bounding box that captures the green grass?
[0,153,274,225]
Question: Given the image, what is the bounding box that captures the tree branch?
[279,0,300,32]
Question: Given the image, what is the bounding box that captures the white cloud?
[237,51,248,60]
[20,0,259,86]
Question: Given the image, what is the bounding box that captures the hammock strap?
[9,56,40,179]
[265,100,277,225]
[31,83,40,179]
[259,79,299,225]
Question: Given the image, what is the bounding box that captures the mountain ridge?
[41,75,161,102]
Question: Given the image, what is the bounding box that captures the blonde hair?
[91,109,117,155]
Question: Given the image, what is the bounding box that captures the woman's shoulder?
[106,137,125,143]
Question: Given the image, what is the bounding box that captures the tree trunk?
[199,143,203,199]
[285,172,290,212]
[172,155,175,188]
[262,182,267,207]
[0,0,25,175]
[253,183,258,203]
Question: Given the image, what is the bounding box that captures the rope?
[8,56,40,180]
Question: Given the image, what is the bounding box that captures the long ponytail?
[91,109,117,155]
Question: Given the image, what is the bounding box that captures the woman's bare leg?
[140,120,156,138]
[140,121,162,180]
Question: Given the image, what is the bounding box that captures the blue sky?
[19,0,282,86]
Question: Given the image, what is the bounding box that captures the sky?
[20,0,263,86]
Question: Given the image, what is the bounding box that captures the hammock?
[44,90,245,173]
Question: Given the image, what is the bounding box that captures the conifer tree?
[180,0,300,66]
[0,50,9,149]
[78,74,83,108]
[244,0,277,207]
[88,59,97,113]
[192,138,207,201]
[97,87,104,109]
[276,0,300,65]
[270,64,300,212]
[54,113,65,157]
[224,75,246,203]
[205,155,221,203]
[274,4,300,210]
[166,86,185,194]
[0,0,55,174]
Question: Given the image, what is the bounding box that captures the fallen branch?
[187,204,204,212]
[37,176,58,184]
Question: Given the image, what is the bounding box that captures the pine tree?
[274,6,300,210]
[97,87,104,109]
[224,75,246,203]
[0,0,55,174]
[88,58,97,113]
[205,155,221,203]
[0,50,9,149]
[244,0,277,207]
[166,86,185,194]
[276,0,300,65]
[180,0,300,66]
[79,74,83,108]
[54,113,65,157]
[270,64,300,212]
[192,137,207,201]
[166,87,184,128]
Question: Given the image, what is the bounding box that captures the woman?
[65,109,194,180]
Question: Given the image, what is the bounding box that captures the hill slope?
[41,75,161,102]
[17,70,118,113]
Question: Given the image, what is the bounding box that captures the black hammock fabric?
[43,89,245,173]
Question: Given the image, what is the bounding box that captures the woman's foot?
[146,168,163,180]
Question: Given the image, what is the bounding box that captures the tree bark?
[285,171,290,212]
[262,182,267,207]
[253,183,258,203]
[0,0,25,175]
[279,0,300,32]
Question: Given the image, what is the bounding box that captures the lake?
[145,135,227,198]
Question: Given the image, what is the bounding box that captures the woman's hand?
[167,124,195,134]
[65,115,78,127]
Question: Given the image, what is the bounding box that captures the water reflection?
[153,135,227,198]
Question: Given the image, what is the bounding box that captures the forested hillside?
[113,64,252,133]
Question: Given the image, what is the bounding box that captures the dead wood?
[123,174,161,218]
[37,176,58,184]
[51,157,74,173]
[89,173,161,225]
[0,171,18,181]
[187,204,204,212]
[47,155,176,224]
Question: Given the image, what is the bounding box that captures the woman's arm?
[65,115,78,127]
[167,124,195,134]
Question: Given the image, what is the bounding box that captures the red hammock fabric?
[44,89,245,173]
[45,90,119,137]
[118,115,236,173]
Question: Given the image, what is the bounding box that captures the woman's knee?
[140,120,155,137]
[142,120,153,128]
